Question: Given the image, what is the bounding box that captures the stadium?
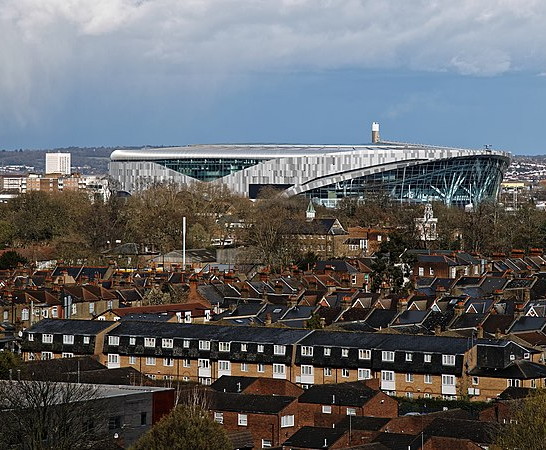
[109,123,511,207]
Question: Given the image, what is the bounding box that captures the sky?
[1,0,546,154]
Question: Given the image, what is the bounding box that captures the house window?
[51,307,58,318]
[382,351,395,362]
[240,343,247,352]
[274,345,286,355]
[442,355,456,366]
[424,354,432,363]
[257,363,265,373]
[359,349,371,360]
[531,379,537,388]
[472,376,479,385]
[381,371,394,382]
[108,354,120,365]
[41,352,53,360]
[140,412,147,426]
[262,439,272,448]
[144,338,156,347]
[405,392,414,398]
[63,335,74,345]
[281,415,294,428]
[238,414,247,426]
[162,338,173,349]
[42,309,49,319]
[219,342,230,352]
[107,300,113,310]
[108,336,120,346]
[301,346,314,356]
[183,359,191,368]
[301,365,313,376]
[257,344,264,353]
[405,353,413,362]
[62,352,74,358]
[341,348,349,357]
[83,336,90,344]
[219,360,230,371]
[163,358,174,367]
[322,405,332,414]
[324,347,331,356]
[442,375,455,387]
[22,309,29,321]
[358,368,371,380]
[214,412,223,424]
[346,408,356,416]
[342,368,350,378]
[429,268,434,276]
[324,367,332,377]
[199,359,210,369]
[145,357,156,366]
[198,340,210,350]
[508,379,522,387]
[129,356,136,365]
[129,337,136,345]
[28,333,34,342]
[71,304,77,316]
[183,339,190,348]
[424,374,432,384]
[418,267,424,276]
[273,364,286,375]
[524,353,530,360]
[241,362,248,372]
[89,302,95,314]
[406,373,414,383]
[108,416,122,430]
[42,334,53,344]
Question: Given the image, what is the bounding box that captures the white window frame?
[219,360,230,371]
[199,340,210,350]
[108,336,120,346]
[145,357,156,366]
[342,368,350,378]
[129,337,136,345]
[22,308,29,321]
[322,405,332,414]
[108,354,120,365]
[424,353,432,363]
[89,302,95,314]
[405,373,414,383]
[442,374,455,386]
[28,333,34,342]
[424,374,432,384]
[183,359,191,368]
[262,439,272,448]
[183,339,190,348]
[219,342,230,352]
[238,414,247,426]
[359,349,371,360]
[83,336,90,344]
[358,368,371,380]
[381,370,394,382]
[63,335,74,345]
[162,338,174,349]
[129,356,136,365]
[41,351,53,360]
[281,415,294,428]
[324,367,332,377]
[273,363,286,375]
[241,362,248,372]
[324,347,331,356]
[301,346,313,356]
[163,358,174,367]
[257,344,265,353]
[62,352,74,358]
[42,334,53,344]
[257,363,265,373]
[301,365,313,376]
[144,337,156,348]
[240,343,247,352]
[214,412,223,424]
[405,352,413,362]
[341,348,349,358]
[382,351,395,362]
[346,408,356,416]
[442,354,456,366]
[274,345,286,355]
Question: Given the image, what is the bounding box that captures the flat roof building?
[46,152,71,175]
[109,124,511,207]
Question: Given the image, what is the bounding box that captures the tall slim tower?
[45,152,71,175]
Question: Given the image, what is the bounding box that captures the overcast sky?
[1,0,546,154]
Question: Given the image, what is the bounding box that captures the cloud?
[2,0,546,127]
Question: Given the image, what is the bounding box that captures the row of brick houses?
[21,319,546,402]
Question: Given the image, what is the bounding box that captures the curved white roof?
[110,142,510,161]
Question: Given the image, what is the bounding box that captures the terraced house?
[20,320,546,401]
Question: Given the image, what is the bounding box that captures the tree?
[0,250,27,269]
[496,389,546,450]
[0,379,110,450]
[131,404,230,450]
[0,351,22,379]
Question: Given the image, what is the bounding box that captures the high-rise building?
[45,152,71,175]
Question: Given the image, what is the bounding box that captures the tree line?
[2,184,546,267]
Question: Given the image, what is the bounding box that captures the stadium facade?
[109,124,511,207]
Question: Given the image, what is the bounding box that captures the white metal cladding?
[109,142,511,204]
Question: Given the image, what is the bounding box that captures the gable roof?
[298,381,377,407]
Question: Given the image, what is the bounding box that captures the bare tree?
[0,380,110,450]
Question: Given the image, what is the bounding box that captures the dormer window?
[219,342,230,352]
[301,346,313,357]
